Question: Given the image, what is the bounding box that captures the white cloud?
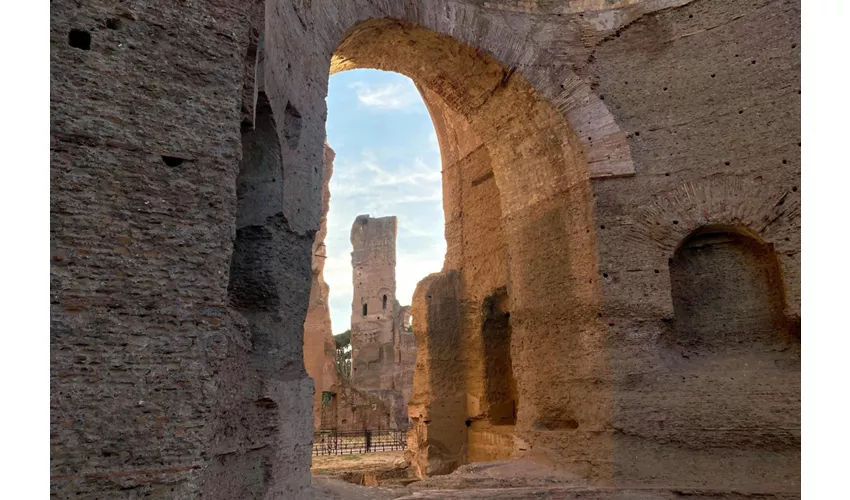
[351,82,423,111]
[427,131,440,152]
[322,150,445,333]
[329,153,441,201]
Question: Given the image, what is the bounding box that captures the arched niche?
[668,224,794,350]
[658,223,800,491]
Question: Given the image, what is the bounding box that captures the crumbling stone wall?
[417,84,518,463]
[50,0,800,497]
[349,215,416,427]
[393,303,417,415]
[318,383,396,432]
[408,271,467,478]
[51,0,313,497]
[303,143,340,431]
[350,215,399,390]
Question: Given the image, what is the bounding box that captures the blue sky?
[324,69,446,334]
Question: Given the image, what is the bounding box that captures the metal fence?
[312,428,408,456]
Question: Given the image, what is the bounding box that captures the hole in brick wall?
[600,225,606,229]
[673,220,679,225]
[738,110,744,114]
[161,156,185,167]
[782,159,787,164]
[68,29,91,50]
[603,273,609,278]
[465,419,472,427]
[792,43,797,48]
[655,269,660,274]
[689,14,694,18]
[634,131,640,136]
[382,294,387,311]
[663,87,668,91]
[106,18,122,30]
[751,60,757,64]
[362,303,368,316]
[665,173,670,176]
[792,186,798,192]
[724,161,731,166]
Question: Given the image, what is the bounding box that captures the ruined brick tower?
[349,215,415,426]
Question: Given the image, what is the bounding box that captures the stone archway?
[323,18,611,480]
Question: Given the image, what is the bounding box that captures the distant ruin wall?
[303,143,340,431]
[349,215,416,427]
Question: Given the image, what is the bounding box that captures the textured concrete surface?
[50,0,799,497]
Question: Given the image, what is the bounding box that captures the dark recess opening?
[161,156,185,167]
[481,287,517,425]
[68,29,91,50]
[382,295,387,311]
[362,303,368,317]
[669,227,791,349]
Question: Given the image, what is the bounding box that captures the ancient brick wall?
[582,1,800,490]
[318,382,396,432]
[393,303,417,416]
[408,271,468,478]
[348,215,416,427]
[350,215,399,390]
[50,0,315,497]
[418,84,517,463]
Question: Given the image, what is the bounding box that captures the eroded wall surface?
[51,0,312,497]
[303,143,340,431]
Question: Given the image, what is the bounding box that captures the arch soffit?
[324,9,635,177]
[328,18,593,219]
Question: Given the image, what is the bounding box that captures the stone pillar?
[407,271,467,478]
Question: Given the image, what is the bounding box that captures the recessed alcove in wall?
[668,225,792,351]
[481,287,517,426]
[658,223,800,481]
